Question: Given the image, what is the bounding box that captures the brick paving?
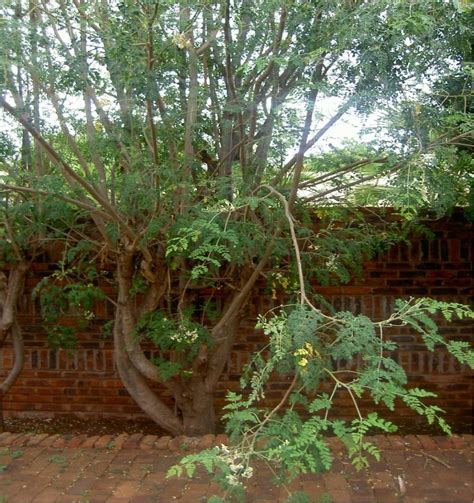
[0,434,471,502]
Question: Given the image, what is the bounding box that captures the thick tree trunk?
[114,256,185,436]
[112,249,270,436]
[114,326,184,435]
[179,390,216,436]
[0,321,24,432]
[0,266,27,432]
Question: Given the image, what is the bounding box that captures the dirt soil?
[1,416,167,436]
[1,415,471,437]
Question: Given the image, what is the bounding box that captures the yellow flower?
[297,358,308,367]
[304,342,314,355]
[293,348,308,356]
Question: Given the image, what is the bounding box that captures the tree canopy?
[0,0,473,447]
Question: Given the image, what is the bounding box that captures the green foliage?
[32,256,106,351]
[0,3,473,500]
[170,297,473,495]
[206,497,227,503]
[283,492,322,503]
[134,309,210,358]
[396,298,474,360]
[150,357,183,381]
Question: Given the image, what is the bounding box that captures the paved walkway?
[0,433,472,502]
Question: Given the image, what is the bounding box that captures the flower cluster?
[172,33,192,50]
[169,327,199,345]
[293,342,320,368]
[217,444,254,486]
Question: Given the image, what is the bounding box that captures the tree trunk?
[179,390,216,436]
[112,250,269,436]
[0,266,28,432]
[113,253,188,435]
[113,282,185,436]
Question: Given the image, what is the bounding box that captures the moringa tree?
[0,125,86,429]
[0,0,472,435]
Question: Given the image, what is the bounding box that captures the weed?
[48,454,67,465]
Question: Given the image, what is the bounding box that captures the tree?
[0,126,83,430]
[0,0,472,437]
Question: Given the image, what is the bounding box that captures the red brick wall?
[1,213,472,430]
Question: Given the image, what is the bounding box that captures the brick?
[371,435,392,450]
[32,486,63,502]
[94,435,114,449]
[215,434,229,446]
[12,433,32,446]
[110,433,129,449]
[39,434,60,447]
[169,435,189,451]
[373,488,400,503]
[27,433,49,446]
[199,433,216,449]
[386,435,406,450]
[323,473,349,492]
[82,435,101,448]
[123,433,143,449]
[403,435,422,450]
[450,434,467,450]
[0,432,20,446]
[327,436,344,454]
[330,491,352,503]
[0,432,13,445]
[52,435,67,448]
[155,436,171,450]
[139,434,158,450]
[113,480,141,499]
[432,436,454,450]
[417,435,438,450]
[65,434,85,448]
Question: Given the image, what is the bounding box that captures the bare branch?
[302,162,404,203]
[298,157,389,190]
[272,100,353,186]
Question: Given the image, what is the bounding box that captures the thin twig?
[420,451,452,469]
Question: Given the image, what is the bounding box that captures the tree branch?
[271,100,353,186]
[0,97,136,241]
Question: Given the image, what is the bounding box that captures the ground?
[2,416,471,437]
[1,417,166,437]
[0,433,471,502]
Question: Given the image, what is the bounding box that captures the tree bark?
[114,304,185,436]
[179,390,216,436]
[114,254,184,436]
[0,265,28,431]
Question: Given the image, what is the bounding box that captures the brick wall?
[1,213,472,430]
